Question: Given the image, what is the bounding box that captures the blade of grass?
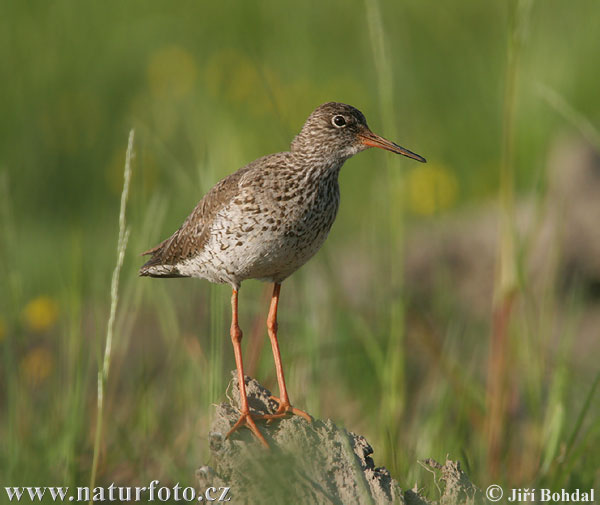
[487,0,533,477]
[562,368,600,465]
[537,84,600,150]
[364,0,407,464]
[208,283,225,407]
[89,129,134,501]
[0,171,21,483]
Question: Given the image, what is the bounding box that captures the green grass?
[1,0,599,501]
[89,129,133,501]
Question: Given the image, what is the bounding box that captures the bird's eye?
[332,115,347,128]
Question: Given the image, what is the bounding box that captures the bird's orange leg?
[257,283,311,423]
[226,289,269,448]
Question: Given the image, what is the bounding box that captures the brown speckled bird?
[140,102,425,447]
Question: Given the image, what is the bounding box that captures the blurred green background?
[1,0,599,499]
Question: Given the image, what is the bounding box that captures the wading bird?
[140,102,425,447]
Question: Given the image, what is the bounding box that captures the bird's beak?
[359,130,426,163]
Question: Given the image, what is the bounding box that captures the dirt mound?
[196,374,484,505]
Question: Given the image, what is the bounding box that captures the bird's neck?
[290,150,346,180]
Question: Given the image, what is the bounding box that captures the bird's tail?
[139,260,184,278]
[139,238,186,278]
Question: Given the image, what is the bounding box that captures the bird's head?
[291,102,426,164]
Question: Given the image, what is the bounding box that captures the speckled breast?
[198,166,341,286]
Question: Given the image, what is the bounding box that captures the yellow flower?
[23,296,59,333]
[407,163,458,216]
[20,346,54,386]
[147,45,198,101]
[204,48,274,116]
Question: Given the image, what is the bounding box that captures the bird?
[140,102,425,448]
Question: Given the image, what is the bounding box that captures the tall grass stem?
[487,0,533,477]
[364,0,406,466]
[89,130,134,502]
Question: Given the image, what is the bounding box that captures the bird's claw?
[226,411,269,448]
[257,395,312,424]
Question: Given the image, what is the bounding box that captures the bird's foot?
[226,411,269,448]
[257,395,312,423]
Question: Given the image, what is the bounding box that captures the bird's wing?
[139,167,251,273]
[139,152,293,277]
